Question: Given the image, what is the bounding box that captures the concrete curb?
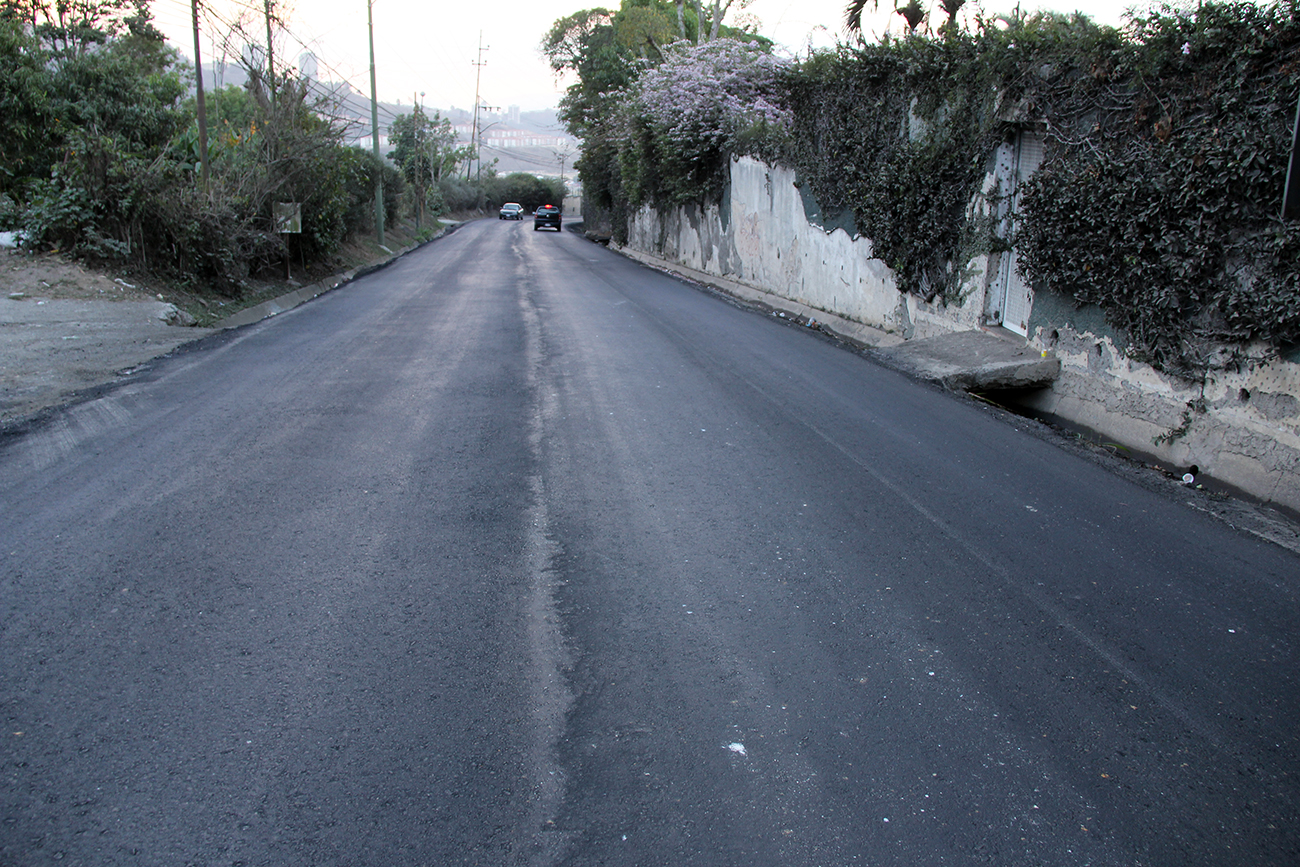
[607,243,1060,391]
[213,223,458,330]
[604,242,1300,550]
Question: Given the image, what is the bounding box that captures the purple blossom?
[622,39,791,157]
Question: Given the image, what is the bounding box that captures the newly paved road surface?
[3,219,1298,866]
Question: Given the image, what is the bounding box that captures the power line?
[154,0,497,145]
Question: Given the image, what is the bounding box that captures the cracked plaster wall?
[624,157,986,341]
[1021,327,1300,512]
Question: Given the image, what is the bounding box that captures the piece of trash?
[727,742,746,756]
[114,278,136,289]
[1181,473,1195,485]
[7,292,23,300]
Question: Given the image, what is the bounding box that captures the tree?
[683,0,752,43]
[3,0,158,59]
[388,106,471,226]
[485,172,567,212]
[0,16,51,201]
[544,0,769,239]
[844,0,965,36]
[617,38,788,207]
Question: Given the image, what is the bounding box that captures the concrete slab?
[875,330,1060,391]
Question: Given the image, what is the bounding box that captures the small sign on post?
[274,202,302,234]
[274,203,301,279]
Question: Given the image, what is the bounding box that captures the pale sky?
[151,0,1166,115]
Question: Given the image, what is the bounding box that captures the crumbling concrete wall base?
[1022,327,1300,513]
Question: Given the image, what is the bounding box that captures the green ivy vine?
[1016,2,1300,377]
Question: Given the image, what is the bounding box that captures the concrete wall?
[617,155,1300,514]
[1022,327,1300,513]
[625,157,987,340]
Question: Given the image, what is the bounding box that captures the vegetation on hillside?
[0,0,565,297]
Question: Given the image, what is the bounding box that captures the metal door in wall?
[985,130,1044,336]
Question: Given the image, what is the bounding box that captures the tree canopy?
[543,0,770,238]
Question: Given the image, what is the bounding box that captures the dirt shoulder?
[0,221,442,428]
[0,248,217,426]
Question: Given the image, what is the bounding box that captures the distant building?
[453,123,568,149]
[240,43,263,71]
[299,52,318,80]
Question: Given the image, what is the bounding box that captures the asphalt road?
[2,219,1298,866]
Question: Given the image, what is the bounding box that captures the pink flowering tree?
[617,38,790,207]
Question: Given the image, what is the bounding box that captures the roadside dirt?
[0,247,215,427]
[0,221,438,429]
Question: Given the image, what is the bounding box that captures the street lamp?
[475,113,501,183]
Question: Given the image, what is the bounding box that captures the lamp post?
[476,116,501,184]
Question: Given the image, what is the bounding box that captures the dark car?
[533,204,562,232]
[499,203,524,220]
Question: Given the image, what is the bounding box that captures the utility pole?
[264,0,276,108]
[368,0,384,246]
[414,91,425,231]
[554,145,573,187]
[190,0,210,193]
[468,32,487,181]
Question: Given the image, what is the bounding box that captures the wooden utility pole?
[191,0,211,193]
[368,0,385,246]
[264,0,276,108]
[414,91,425,231]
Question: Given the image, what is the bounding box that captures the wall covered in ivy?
[780,2,1300,380]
